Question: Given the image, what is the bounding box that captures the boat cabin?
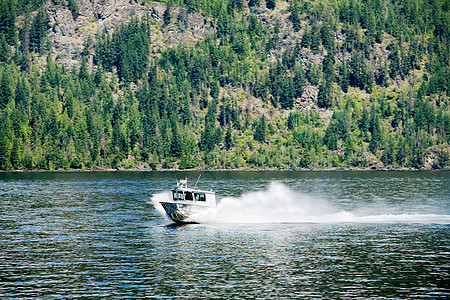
[170,178,216,205]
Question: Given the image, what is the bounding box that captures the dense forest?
[0,0,449,170]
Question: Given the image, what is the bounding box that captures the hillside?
[0,0,449,171]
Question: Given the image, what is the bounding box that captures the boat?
[159,177,216,223]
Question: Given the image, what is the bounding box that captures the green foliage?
[368,106,382,153]
[254,114,267,143]
[324,122,338,151]
[0,0,448,171]
[0,0,17,45]
[67,0,78,20]
[289,0,302,32]
[95,17,150,83]
[163,4,171,26]
[0,34,11,63]
[266,0,276,10]
[29,7,49,54]
[317,79,332,108]
[0,108,13,169]
[0,66,13,109]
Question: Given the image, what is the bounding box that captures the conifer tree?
[293,65,306,98]
[163,4,171,26]
[301,26,311,48]
[0,34,10,62]
[248,0,260,7]
[310,22,321,53]
[324,122,338,151]
[254,114,267,143]
[29,7,49,54]
[15,76,30,113]
[317,79,332,108]
[369,107,382,153]
[0,109,13,170]
[289,0,302,32]
[67,0,78,20]
[0,0,16,44]
[266,0,276,10]
[0,67,12,109]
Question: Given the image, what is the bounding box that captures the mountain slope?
[0,0,449,170]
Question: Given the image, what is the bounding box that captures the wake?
[151,182,450,225]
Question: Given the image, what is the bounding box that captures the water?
[0,171,449,299]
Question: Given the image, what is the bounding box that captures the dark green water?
[0,171,449,298]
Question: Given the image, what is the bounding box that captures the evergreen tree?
[171,120,182,158]
[224,126,233,150]
[388,42,401,79]
[321,23,333,51]
[359,106,370,134]
[29,7,49,54]
[317,79,332,108]
[266,0,276,10]
[310,22,321,53]
[0,34,11,62]
[163,4,171,26]
[15,76,30,112]
[248,0,260,7]
[201,100,218,152]
[280,76,295,109]
[340,60,350,93]
[217,5,231,41]
[289,0,302,32]
[293,65,306,98]
[301,26,311,48]
[0,109,13,170]
[254,114,267,143]
[67,0,78,20]
[0,67,12,109]
[0,0,16,44]
[324,121,338,150]
[381,136,396,165]
[307,62,321,86]
[369,107,382,153]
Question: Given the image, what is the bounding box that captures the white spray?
[151,191,172,222]
[151,182,450,224]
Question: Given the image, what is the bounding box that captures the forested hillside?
[0,0,449,170]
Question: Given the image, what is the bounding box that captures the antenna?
[194,174,201,188]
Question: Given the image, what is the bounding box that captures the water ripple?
[0,171,449,298]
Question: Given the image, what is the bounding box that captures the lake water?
[0,171,449,299]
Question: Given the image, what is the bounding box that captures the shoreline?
[1,166,449,173]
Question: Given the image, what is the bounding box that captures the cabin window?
[194,193,206,201]
[185,192,193,201]
[173,191,185,201]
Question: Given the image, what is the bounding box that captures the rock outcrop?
[46,0,211,68]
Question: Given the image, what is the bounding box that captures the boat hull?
[160,202,211,223]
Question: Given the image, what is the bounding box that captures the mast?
[194,174,201,188]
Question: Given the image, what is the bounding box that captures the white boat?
[159,177,216,223]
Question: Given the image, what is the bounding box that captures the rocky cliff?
[45,0,213,68]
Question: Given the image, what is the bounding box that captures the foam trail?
[336,213,450,224]
[189,182,450,224]
[150,182,450,224]
[191,182,335,224]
